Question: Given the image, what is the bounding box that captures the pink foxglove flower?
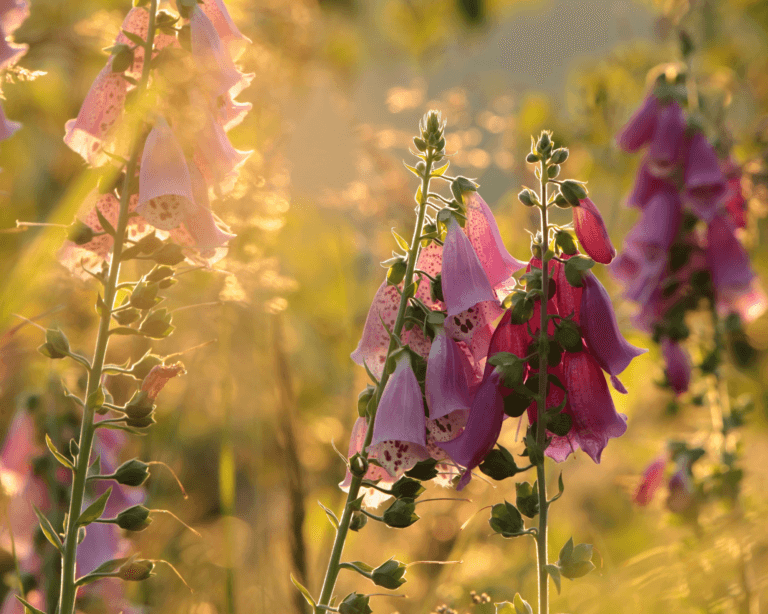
[181,161,237,249]
[140,362,186,401]
[193,106,252,194]
[115,7,179,82]
[339,417,397,508]
[439,372,505,490]
[633,456,666,505]
[426,325,472,420]
[722,159,746,229]
[647,101,685,177]
[369,353,429,476]
[137,121,197,230]
[0,104,20,140]
[626,161,675,209]
[580,272,647,389]
[630,185,681,258]
[198,0,251,60]
[572,198,616,264]
[442,216,497,316]
[616,94,660,153]
[662,338,690,395]
[684,132,726,221]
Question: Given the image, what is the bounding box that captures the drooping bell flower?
[561,351,628,463]
[140,363,186,401]
[63,65,128,165]
[525,365,580,462]
[190,6,253,98]
[580,273,647,390]
[137,121,197,230]
[684,132,726,221]
[439,372,505,490]
[199,0,251,60]
[339,417,397,508]
[425,325,472,420]
[218,93,252,131]
[181,161,236,249]
[114,7,180,82]
[647,101,685,177]
[369,353,429,477]
[441,216,497,316]
[464,192,526,290]
[633,456,666,505]
[626,161,675,209]
[610,235,667,306]
[661,338,690,395]
[630,185,682,259]
[616,94,660,153]
[572,198,616,265]
[193,108,252,194]
[706,214,768,322]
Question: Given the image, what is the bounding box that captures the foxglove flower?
[684,132,726,221]
[666,466,695,514]
[442,216,497,316]
[572,198,616,264]
[137,121,197,230]
[626,161,675,209]
[647,101,685,177]
[140,362,186,401]
[633,456,666,505]
[181,161,237,249]
[616,94,660,153]
[662,338,690,394]
[580,272,647,389]
[722,159,746,229]
[115,7,180,82]
[198,0,251,60]
[193,107,252,194]
[426,325,472,420]
[630,185,682,258]
[339,417,397,508]
[369,353,429,476]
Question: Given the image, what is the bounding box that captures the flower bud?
[39,328,71,359]
[386,260,406,286]
[429,273,444,303]
[113,459,150,487]
[525,152,539,164]
[517,188,539,208]
[371,559,407,590]
[124,390,155,420]
[348,511,367,532]
[489,500,524,537]
[125,414,156,428]
[515,481,539,518]
[118,559,155,581]
[139,308,174,338]
[382,498,419,528]
[554,320,582,352]
[67,221,95,245]
[536,131,552,156]
[116,505,153,531]
[129,281,159,310]
[339,592,372,614]
[559,180,588,207]
[114,307,141,325]
[479,445,519,480]
[357,385,375,418]
[152,243,186,265]
[550,147,569,164]
[547,164,560,178]
[413,136,427,152]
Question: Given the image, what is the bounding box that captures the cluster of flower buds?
[0,0,29,141]
[612,68,766,394]
[59,0,252,277]
[344,122,645,510]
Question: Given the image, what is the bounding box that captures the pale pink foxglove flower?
[198,0,251,60]
[633,456,666,505]
[425,325,472,420]
[339,417,397,508]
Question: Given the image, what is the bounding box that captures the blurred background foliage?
[2,0,768,612]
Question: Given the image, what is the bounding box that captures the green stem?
[535,159,550,614]
[57,4,158,613]
[314,150,436,612]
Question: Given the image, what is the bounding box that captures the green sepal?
[515,481,539,518]
[489,501,525,537]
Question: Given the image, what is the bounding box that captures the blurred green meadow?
[2,0,768,612]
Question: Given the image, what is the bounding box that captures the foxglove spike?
[581,273,647,377]
[442,217,497,316]
[662,338,690,395]
[137,121,197,230]
[648,102,685,177]
[572,198,616,265]
[426,327,472,420]
[684,133,726,221]
[616,94,660,153]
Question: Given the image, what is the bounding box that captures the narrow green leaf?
[391,228,410,252]
[317,501,340,530]
[120,30,145,46]
[94,206,116,237]
[430,161,450,177]
[15,596,47,614]
[32,505,63,553]
[290,574,316,608]
[45,434,74,470]
[76,487,112,526]
[545,564,562,594]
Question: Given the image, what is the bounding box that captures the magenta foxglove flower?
[464,192,526,289]
[580,273,647,388]
[63,65,128,165]
[199,0,251,60]
[369,353,429,476]
[439,372,505,490]
[137,121,197,230]
[633,456,666,505]
[572,198,616,265]
[610,237,667,306]
[616,94,660,153]
[561,351,627,463]
[684,132,726,221]
[662,338,690,395]
[140,363,186,401]
[626,161,675,209]
[706,214,768,322]
[426,326,472,420]
[647,102,685,177]
[630,185,681,258]
[442,216,497,316]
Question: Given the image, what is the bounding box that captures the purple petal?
[684,133,726,221]
[662,338,690,395]
[573,198,616,265]
[581,273,647,376]
[563,351,627,463]
[616,94,660,153]
[442,217,497,316]
[426,327,472,420]
[339,417,398,507]
[630,185,682,256]
[627,161,676,209]
[648,101,685,177]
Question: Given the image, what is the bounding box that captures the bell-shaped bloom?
[369,354,429,477]
[137,121,197,230]
[182,162,236,249]
[633,456,666,505]
[426,326,472,420]
[190,6,253,98]
[572,198,616,264]
[219,93,252,131]
[339,417,397,508]
[662,338,690,395]
[626,161,675,209]
[525,366,580,462]
[193,109,252,194]
[464,192,526,290]
[439,372,505,490]
[63,65,128,165]
[115,7,180,82]
[634,186,681,258]
[580,273,647,385]
[610,237,667,306]
[684,132,726,221]
[647,102,685,177]
[616,94,660,153]
[666,467,695,514]
[722,160,747,229]
[0,104,20,141]
[199,0,251,60]
[442,217,497,316]
[141,363,186,401]
[706,215,768,322]
[552,255,582,322]
[562,351,627,463]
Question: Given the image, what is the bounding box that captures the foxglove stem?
[58,4,159,613]
[535,160,550,614]
[314,147,437,612]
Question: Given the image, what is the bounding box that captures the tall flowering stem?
[313,112,442,613]
[58,4,159,612]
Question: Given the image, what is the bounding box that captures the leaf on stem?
[76,487,112,526]
[32,505,63,553]
[290,573,316,608]
[45,434,74,470]
[14,596,47,614]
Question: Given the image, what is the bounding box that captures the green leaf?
[495,603,516,614]
[109,326,144,336]
[479,445,519,480]
[290,574,316,608]
[405,458,439,481]
[121,30,145,46]
[489,501,525,537]
[430,161,450,177]
[77,487,112,526]
[390,476,425,499]
[559,537,574,563]
[86,386,105,412]
[45,434,74,470]
[564,255,595,288]
[391,228,410,251]
[94,422,148,436]
[32,505,63,553]
[515,481,539,518]
[94,206,116,237]
[339,592,372,614]
[76,557,130,586]
[545,564,562,594]
[318,501,340,530]
[15,596,47,614]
